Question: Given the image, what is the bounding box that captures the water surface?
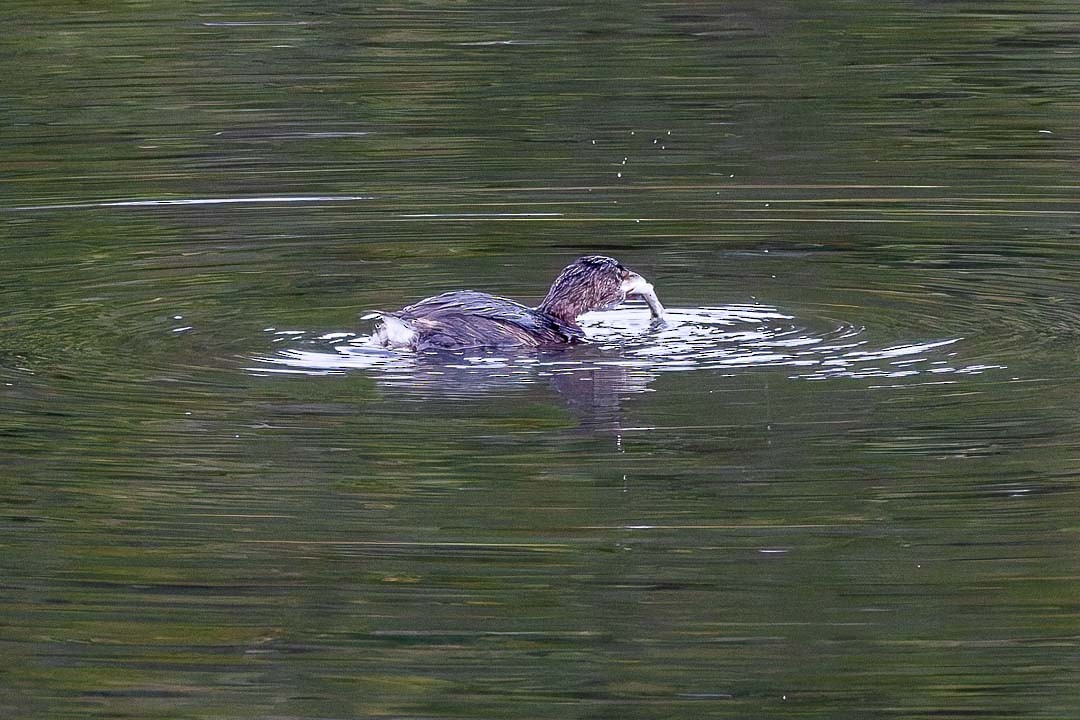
[3,2,1079,718]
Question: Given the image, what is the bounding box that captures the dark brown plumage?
[370,256,664,351]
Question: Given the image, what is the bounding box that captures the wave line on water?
[241,540,570,549]
[8,195,374,211]
[201,21,324,27]
[398,212,564,218]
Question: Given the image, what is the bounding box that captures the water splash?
[249,303,1003,390]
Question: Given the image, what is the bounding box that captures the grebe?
[369,255,664,351]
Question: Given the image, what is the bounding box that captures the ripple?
[8,195,373,212]
[249,303,1003,392]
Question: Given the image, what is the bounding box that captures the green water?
[3,2,1079,718]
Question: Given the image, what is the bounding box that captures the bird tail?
[364,312,417,348]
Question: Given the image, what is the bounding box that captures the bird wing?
[397,291,583,348]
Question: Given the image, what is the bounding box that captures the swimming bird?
[368,255,664,350]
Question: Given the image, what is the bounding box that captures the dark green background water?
[3,2,1079,718]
